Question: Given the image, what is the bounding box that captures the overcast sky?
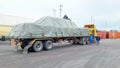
[0,0,120,30]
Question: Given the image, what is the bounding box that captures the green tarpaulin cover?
[8,16,89,39]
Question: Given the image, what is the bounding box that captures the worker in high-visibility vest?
[89,35,93,43]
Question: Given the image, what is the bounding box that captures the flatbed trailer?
[11,35,90,54]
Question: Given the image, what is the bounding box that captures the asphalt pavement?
[0,39,120,68]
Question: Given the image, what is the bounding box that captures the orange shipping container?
[97,31,107,39]
[108,32,120,39]
[112,32,117,39]
[108,32,113,39]
[97,31,120,39]
[116,32,120,38]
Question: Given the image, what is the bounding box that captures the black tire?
[43,40,53,50]
[32,41,43,52]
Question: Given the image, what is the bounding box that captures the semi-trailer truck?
[8,16,97,53]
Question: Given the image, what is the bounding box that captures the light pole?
[60,4,63,18]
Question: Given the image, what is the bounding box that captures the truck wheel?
[43,40,53,50]
[32,41,43,52]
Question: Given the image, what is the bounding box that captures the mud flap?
[23,44,32,54]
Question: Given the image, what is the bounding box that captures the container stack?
[97,31,120,39]
[108,32,120,39]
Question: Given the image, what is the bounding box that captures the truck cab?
[84,24,97,36]
[84,24,98,43]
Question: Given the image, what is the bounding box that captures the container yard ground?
[0,39,120,68]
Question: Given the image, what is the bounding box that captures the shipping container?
[107,32,120,39]
[97,31,108,39]
[97,31,120,39]
[116,32,120,38]
[108,32,113,39]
